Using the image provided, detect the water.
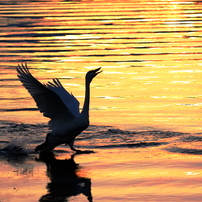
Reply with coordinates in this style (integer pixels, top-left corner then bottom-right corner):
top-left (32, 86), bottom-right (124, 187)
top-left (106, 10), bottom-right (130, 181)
top-left (0, 0), bottom-right (202, 201)
top-left (1, 123), bottom-right (202, 202)
top-left (1, 0), bottom-right (202, 132)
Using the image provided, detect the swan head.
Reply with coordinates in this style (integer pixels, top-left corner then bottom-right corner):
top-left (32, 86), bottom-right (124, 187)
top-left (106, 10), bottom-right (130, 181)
top-left (86, 67), bottom-right (102, 83)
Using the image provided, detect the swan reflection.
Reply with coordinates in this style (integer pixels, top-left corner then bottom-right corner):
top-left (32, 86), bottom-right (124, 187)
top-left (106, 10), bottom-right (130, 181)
top-left (38, 152), bottom-right (93, 202)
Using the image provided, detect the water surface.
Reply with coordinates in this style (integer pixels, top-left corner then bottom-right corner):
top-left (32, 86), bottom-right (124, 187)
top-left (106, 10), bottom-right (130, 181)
top-left (0, 0), bottom-right (202, 132)
top-left (1, 123), bottom-right (202, 202)
top-left (0, 1), bottom-right (202, 201)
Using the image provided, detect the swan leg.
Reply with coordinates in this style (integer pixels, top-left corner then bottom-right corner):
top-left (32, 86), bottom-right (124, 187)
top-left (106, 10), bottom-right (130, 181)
top-left (35, 133), bottom-right (50, 152)
top-left (68, 140), bottom-right (94, 154)
top-left (69, 140), bottom-right (80, 152)
top-left (69, 141), bottom-right (94, 154)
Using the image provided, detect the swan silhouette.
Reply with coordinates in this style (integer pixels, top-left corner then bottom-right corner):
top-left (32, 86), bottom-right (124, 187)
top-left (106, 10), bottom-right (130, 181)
top-left (17, 63), bottom-right (102, 153)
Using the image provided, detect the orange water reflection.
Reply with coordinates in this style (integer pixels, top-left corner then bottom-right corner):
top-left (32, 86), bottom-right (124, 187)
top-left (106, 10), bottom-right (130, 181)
top-left (1, 1), bottom-right (202, 202)
top-left (1, 0), bottom-right (202, 133)
top-left (75, 148), bottom-right (202, 201)
top-left (0, 161), bottom-right (47, 202)
top-left (1, 147), bottom-right (202, 201)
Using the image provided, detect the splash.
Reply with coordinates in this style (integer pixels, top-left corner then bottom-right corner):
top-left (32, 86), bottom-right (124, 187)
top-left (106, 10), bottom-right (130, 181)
top-left (0, 138), bottom-right (30, 155)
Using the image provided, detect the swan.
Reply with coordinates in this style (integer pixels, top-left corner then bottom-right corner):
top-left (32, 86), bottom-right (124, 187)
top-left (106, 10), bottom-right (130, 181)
top-left (16, 63), bottom-right (102, 153)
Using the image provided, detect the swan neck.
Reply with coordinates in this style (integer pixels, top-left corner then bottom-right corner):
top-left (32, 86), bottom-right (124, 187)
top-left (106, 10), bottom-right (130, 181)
top-left (81, 80), bottom-right (90, 116)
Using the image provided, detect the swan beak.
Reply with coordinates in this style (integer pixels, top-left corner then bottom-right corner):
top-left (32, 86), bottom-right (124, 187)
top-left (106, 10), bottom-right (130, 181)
top-left (94, 67), bottom-right (102, 75)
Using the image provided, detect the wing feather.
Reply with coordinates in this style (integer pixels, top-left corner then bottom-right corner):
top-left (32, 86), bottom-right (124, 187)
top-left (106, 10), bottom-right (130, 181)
top-left (46, 78), bottom-right (80, 117)
top-left (16, 63), bottom-right (79, 129)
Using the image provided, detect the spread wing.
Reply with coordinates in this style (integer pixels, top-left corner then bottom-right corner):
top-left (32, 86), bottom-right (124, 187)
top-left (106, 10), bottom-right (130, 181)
top-left (45, 78), bottom-right (80, 117)
top-left (16, 63), bottom-right (80, 130)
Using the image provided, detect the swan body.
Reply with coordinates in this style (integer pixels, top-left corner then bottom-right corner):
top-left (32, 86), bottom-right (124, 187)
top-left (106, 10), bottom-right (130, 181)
top-left (16, 64), bottom-right (102, 153)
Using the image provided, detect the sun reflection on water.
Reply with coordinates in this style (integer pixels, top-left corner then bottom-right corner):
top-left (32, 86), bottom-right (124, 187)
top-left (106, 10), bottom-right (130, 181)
top-left (0, 0), bottom-right (202, 133)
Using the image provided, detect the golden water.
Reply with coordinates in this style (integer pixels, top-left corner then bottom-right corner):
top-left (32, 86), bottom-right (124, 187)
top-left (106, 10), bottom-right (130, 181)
top-left (0, 0), bottom-right (202, 132)
top-left (1, 1), bottom-right (202, 201)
